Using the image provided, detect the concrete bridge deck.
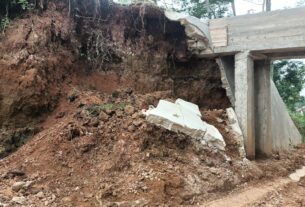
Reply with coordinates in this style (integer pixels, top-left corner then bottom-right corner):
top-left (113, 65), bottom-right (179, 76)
top-left (203, 7), bottom-right (305, 59)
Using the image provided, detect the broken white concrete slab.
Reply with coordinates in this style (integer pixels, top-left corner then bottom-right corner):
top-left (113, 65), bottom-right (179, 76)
top-left (289, 166), bottom-right (305, 182)
top-left (165, 11), bottom-right (213, 56)
top-left (144, 99), bottom-right (226, 151)
top-left (226, 108), bottom-right (246, 158)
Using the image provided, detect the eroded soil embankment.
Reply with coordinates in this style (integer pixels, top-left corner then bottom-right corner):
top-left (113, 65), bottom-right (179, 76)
top-left (0, 1), bottom-right (229, 157)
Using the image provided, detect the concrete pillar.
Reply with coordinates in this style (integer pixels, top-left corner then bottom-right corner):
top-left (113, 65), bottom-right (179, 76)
top-left (255, 60), bottom-right (272, 156)
top-left (235, 51), bottom-right (255, 159)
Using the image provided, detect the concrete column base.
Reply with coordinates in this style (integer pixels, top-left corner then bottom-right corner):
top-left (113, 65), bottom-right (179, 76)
top-left (235, 51), bottom-right (255, 159)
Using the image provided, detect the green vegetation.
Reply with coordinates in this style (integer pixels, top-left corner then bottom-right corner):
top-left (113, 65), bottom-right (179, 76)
top-left (179, 0), bottom-right (234, 19)
top-left (86, 103), bottom-right (127, 116)
top-left (273, 60), bottom-right (305, 140)
top-left (0, 0), bottom-right (29, 31)
top-left (116, 0), bottom-right (234, 19)
top-left (290, 111), bottom-right (305, 141)
top-left (273, 60), bottom-right (305, 111)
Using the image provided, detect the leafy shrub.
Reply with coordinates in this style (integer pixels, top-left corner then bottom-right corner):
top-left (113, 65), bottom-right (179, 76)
top-left (0, 0), bottom-right (29, 31)
top-left (0, 16), bottom-right (10, 31)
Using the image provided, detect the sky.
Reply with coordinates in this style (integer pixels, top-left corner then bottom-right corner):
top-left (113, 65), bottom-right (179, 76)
top-left (236, 0), bottom-right (302, 15)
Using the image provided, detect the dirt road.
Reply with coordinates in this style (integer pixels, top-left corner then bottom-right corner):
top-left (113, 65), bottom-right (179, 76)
top-left (204, 167), bottom-right (305, 207)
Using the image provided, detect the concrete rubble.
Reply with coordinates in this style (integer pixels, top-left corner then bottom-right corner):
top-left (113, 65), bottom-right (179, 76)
top-left (143, 99), bottom-right (226, 151)
top-left (226, 107), bottom-right (246, 158)
top-left (165, 11), bottom-right (213, 56)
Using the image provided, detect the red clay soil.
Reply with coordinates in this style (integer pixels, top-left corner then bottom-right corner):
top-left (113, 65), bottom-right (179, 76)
top-left (0, 89), bottom-right (305, 206)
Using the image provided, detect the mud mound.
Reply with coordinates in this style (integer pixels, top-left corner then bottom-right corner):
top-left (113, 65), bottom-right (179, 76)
top-left (0, 89), bottom-right (304, 206)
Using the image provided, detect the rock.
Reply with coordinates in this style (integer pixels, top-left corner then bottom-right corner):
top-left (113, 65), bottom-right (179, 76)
top-left (67, 126), bottom-right (81, 140)
top-left (116, 110), bottom-right (124, 118)
top-left (56, 112), bottom-right (66, 119)
top-left (0, 202), bottom-right (8, 207)
top-left (12, 196), bottom-right (26, 205)
top-left (36, 191), bottom-right (44, 199)
top-left (133, 119), bottom-right (143, 127)
top-left (89, 118), bottom-right (99, 127)
top-left (99, 111), bottom-right (109, 121)
top-left (128, 125), bottom-right (136, 132)
top-left (62, 196), bottom-right (72, 203)
top-left (24, 180), bottom-right (34, 188)
top-left (12, 181), bottom-right (26, 192)
top-left (132, 112), bottom-right (140, 119)
top-left (51, 194), bottom-right (56, 201)
top-left (105, 109), bottom-right (115, 116)
top-left (124, 105), bottom-right (135, 115)
top-left (3, 170), bottom-right (25, 179)
top-left (216, 117), bottom-right (224, 123)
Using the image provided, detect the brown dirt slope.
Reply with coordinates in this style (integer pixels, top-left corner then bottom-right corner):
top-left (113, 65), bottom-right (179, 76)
top-left (0, 0), bottom-right (229, 158)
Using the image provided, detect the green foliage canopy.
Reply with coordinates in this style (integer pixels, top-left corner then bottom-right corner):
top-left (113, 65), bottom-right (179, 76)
top-left (178, 0), bottom-right (233, 19)
top-left (0, 0), bottom-right (29, 31)
top-left (273, 60), bottom-right (305, 111)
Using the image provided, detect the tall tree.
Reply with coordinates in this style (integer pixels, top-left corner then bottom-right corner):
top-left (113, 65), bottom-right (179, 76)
top-left (266, 0), bottom-right (271, 11)
top-left (231, 0), bottom-right (236, 16)
top-left (179, 0), bottom-right (234, 19)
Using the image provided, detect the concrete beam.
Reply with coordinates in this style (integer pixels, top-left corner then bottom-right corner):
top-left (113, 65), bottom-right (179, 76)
top-left (202, 7), bottom-right (305, 57)
top-left (255, 60), bottom-right (272, 156)
top-left (235, 51), bottom-right (255, 159)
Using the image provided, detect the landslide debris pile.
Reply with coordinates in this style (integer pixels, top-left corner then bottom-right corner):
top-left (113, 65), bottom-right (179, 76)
top-left (0, 1), bottom-right (305, 206)
top-left (0, 0), bottom-right (229, 158)
top-left (1, 89), bottom-right (304, 206)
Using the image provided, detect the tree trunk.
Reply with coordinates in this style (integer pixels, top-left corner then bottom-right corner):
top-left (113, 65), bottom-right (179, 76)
top-left (231, 0), bottom-right (236, 16)
top-left (266, 0), bottom-right (271, 11)
top-left (206, 0), bottom-right (211, 18)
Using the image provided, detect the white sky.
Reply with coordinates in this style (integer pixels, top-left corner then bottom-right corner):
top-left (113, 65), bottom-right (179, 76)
top-left (236, 0), bottom-right (301, 15)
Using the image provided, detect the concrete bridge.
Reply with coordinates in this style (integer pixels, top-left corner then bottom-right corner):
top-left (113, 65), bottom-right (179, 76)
top-left (166, 7), bottom-right (305, 158)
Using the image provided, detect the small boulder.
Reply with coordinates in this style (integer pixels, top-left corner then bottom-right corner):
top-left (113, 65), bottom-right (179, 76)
top-left (12, 196), bottom-right (26, 205)
top-left (12, 181), bottom-right (26, 192)
top-left (124, 105), bottom-right (135, 115)
top-left (36, 191), bottom-right (44, 199)
top-left (105, 108), bottom-right (115, 116)
top-left (116, 110), bottom-right (124, 118)
top-left (128, 125), bottom-right (136, 132)
top-left (99, 111), bottom-right (109, 121)
top-left (133, 119), bottom-right (143, 127)
top-left (89, 118), bottom-right (99, 127)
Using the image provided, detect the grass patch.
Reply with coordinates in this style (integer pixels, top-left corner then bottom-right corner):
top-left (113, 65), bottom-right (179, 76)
top-left (85, 103), bottom-right (127, 116)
